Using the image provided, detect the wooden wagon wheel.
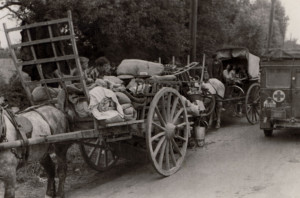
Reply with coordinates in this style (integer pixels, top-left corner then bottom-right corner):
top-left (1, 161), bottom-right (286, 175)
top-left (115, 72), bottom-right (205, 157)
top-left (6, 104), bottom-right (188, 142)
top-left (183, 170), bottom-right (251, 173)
top-left (79, 138), bottom-right (118, 172)
top-left (146, 87), bottom-right (190, 176)
top-left (200, 92), bottom-right (216, 117)
top-left (245, 83), bottom-right (260, 124)
top-left (224, 85), bottom-right (245, 114)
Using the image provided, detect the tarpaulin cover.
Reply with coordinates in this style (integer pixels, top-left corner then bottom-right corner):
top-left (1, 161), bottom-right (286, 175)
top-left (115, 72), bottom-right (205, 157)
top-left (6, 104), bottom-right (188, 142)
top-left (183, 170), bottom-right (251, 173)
top-left (248, 53), bottom-right (260, 79)
top-left (117, 59), bottom-right (164, 77)
top-left (216, 48), bottom-right (260, 79)
top-left (216, 48), bottom-right (249, 60)
top-left (261, 49), bottom-right (300, 60)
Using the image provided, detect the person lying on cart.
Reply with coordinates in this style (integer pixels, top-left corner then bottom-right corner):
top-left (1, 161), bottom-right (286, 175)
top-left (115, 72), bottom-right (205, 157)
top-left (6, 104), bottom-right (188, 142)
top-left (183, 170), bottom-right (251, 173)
top-left (201, 70), bottom-right (225, 129)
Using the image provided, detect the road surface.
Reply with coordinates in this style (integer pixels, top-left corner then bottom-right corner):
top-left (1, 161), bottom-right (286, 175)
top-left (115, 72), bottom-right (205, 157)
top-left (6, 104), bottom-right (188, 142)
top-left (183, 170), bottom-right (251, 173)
top-left (65, 116), bottom-right (300, 198)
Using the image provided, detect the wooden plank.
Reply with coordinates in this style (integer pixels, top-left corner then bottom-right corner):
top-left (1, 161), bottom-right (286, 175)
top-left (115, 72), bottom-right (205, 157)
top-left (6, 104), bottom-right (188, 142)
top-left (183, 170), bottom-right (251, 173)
top-left (48, 25), bottom-right (68, 91)
top-left (25, 28), bottom-right (52, 100)
top-left (17, 54), bottom-right (76, 66)
top-left (24, 76), bottom-right (81, 86)
top-left (0, 129), bottom-right (98, 151)
top-left (68, 10), bottom-right (90, 100)
top-left (11, 35), bottom-right (74, 48)
top-left (36, 64), bottom-right (52, 100)
top-left (5, 18), bottom-right (69, 32)
top-left (2, 23), bottom-right (34, 105)
top-left (103, 120), bottom-right (145, 128)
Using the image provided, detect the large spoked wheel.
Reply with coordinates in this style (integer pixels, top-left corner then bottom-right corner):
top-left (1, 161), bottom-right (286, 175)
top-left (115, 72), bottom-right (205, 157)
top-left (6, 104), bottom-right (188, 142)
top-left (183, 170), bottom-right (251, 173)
top-left (226, 85), bottom-right (245, 113)
top-left (146, 87), bottom-right (190, 176)
top-left (245, 83), bottom-right (260, 124)
top-left (200, 92), bottom-right (216, 117)
top-left (79, 138), bottom-right (118, 172)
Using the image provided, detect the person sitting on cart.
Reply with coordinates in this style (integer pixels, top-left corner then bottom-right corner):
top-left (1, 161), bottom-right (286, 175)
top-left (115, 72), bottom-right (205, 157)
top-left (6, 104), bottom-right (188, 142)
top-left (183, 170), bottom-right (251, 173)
top-left (223, 64), bottom-right (234, 84)
top-left (201, 70), bottom-right (225, 129)
top-left (235, 65), bottom-right (248, 84)
top-left (86, 56), bottom-right (111, 82)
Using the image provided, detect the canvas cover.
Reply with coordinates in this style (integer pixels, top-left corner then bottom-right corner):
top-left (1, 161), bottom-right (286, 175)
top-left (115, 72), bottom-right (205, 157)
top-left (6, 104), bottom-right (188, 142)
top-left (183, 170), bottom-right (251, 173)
top-left (216, 48), bottom-right (260, 79)
top-left (117, 59), bottom-right (164, 77)
top-left (261, 49), bottom-right (300, 60)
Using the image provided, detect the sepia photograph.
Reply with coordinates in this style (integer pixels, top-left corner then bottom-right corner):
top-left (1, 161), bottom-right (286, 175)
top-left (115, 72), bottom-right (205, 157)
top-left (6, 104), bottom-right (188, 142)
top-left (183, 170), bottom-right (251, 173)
top-left (0, 0), bottom-right (299, 197)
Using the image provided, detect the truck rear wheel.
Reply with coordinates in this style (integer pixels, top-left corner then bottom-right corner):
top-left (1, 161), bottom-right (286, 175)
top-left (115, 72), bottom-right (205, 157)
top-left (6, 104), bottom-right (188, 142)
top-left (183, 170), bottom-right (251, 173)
top-left (264, 129), bottom-right (273, 137)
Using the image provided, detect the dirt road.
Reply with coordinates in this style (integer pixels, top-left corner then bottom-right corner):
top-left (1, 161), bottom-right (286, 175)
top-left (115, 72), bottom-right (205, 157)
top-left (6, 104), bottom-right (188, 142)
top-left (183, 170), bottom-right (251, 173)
top-left (65, 116), bottom-right (300, 198)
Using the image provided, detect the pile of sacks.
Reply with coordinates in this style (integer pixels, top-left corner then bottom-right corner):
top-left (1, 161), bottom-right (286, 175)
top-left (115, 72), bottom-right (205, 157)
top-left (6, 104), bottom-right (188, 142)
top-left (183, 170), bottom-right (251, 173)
top-left (89, 78), bottom-right (137, 124)
top-left (30, 59), bottom-right (205, 124)
top-left (31, 75), bottom-right (137, 124)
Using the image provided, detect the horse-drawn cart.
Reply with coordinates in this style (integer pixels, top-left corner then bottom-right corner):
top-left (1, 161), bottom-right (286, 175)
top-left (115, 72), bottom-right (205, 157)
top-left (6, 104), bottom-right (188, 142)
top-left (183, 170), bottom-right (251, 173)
top-left (211, 48), bottom-right (261, 124)
top-left (1, 11), bottom-right (214, 179)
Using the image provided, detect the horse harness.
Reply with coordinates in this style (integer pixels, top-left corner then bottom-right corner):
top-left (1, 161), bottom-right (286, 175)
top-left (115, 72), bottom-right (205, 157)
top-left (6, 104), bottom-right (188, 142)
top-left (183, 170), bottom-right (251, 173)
top-left (0, 105), bottom-right (55, 161)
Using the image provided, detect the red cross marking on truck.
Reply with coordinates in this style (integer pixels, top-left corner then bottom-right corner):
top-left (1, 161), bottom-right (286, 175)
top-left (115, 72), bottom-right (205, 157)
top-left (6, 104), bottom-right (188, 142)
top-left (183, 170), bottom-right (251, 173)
top-left (273, 91), bottom-right (285, 102)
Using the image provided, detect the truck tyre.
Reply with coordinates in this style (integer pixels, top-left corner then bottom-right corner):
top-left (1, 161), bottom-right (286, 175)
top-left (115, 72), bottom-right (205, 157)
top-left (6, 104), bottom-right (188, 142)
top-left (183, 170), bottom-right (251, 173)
top-left (264, 129), bottom-right (273, 137)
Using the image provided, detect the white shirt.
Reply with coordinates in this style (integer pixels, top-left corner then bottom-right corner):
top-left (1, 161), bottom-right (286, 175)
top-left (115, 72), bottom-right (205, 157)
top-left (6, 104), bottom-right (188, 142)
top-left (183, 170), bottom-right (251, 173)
top-left (202, 78), bottom-right (225, 98)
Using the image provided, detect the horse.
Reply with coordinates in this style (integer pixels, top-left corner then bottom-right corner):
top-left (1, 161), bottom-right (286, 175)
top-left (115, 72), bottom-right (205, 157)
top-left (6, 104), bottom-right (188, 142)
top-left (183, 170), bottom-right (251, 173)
top-left (0, 104), bottom-right (71, 198)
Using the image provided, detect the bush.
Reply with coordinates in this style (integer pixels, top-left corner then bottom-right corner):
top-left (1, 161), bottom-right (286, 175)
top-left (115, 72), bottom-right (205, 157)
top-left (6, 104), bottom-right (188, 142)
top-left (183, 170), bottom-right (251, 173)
top-left (0, 72), bottom-right (31, 110)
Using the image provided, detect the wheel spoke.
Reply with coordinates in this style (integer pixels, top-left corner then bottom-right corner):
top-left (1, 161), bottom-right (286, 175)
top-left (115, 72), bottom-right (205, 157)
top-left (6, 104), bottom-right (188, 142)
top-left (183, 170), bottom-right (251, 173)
top-left (158, 140), bottom-right (167, 168)
top-left (173, 108), bottom-right (184, 123)
top-left (152, 121), bottom-right (167, 132)
top-left (167, 93), bottom-right (172, 121)
top-left (165, 140), bottom-right (170, 170)
top-left (155, 107), bottom-right (166, 126)
top-left (151, 132), bottom-right (165, 142)
top-left (176, 122), bottom-right (187, 130)
top-left (153, 136), bottom-right (166, 158)
top-left (88, 139), bottom-right (100, 158)
top-left (170, 97), bottom-right (179, 121)
top-left (174, 135), bottom-right (187, 142)
top-left (171, 138), bottom-right (182, 157)
top-left (95, 148), bottom-right (102, 166)
top-left (247, 105), bottom-right (252, 114)
top-left (170, 141), bottom-right (177, 166)
top-left (160, 94), bottom-right (168, 121)
top-left (105, 150), bottom-right (108, 167)
top-left (254, 106), bottom-right (260, 116)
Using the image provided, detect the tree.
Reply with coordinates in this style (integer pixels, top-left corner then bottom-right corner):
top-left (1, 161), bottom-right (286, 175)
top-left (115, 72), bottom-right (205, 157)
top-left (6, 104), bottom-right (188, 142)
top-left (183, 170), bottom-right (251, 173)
top-left (0, 0), bottom-right (289, 62)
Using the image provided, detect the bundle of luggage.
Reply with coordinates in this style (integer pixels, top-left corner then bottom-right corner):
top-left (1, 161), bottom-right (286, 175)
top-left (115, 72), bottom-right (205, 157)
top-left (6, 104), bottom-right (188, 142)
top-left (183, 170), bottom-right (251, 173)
top-left (31, 59), bottom-right (205, 124)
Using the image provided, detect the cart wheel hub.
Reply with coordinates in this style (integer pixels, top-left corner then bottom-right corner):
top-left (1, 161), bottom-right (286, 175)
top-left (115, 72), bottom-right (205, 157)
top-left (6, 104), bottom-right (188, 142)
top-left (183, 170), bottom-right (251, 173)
top-left (165, 123), bottom-right (176, 140)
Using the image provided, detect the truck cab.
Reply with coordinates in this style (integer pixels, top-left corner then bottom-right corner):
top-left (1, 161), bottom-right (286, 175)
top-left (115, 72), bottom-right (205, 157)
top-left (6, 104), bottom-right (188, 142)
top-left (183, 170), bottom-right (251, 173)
top-left (260, 49), bottom-right (300, 136)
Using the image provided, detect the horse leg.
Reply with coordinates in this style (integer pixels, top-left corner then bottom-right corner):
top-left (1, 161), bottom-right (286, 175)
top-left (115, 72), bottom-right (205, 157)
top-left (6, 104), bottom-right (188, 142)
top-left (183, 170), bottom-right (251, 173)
top-left (208, 109), bottom-right (214, 129)
top-left (215, 101), bottom-right (222, 129)
top-left (40, 154), bottom-right (56, 198)
top-left (54, 144), bottom-right (71, 198)
top-left (3, 167), bottom-right (16, 198)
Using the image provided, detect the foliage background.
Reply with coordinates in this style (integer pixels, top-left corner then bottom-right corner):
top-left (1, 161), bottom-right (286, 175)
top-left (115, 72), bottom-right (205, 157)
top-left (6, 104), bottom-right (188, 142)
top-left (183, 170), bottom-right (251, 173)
top-left (0, 0), bottom-right (289, 108)
top-left (1, 0), bottom-right (289, 63)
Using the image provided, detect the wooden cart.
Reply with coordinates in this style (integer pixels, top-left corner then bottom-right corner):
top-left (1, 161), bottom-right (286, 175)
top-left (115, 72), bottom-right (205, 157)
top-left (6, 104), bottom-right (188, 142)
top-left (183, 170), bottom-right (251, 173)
top-left (211, 48), bottom-right (261, 124)
top-left (1, 11), bottom-right (214, 176)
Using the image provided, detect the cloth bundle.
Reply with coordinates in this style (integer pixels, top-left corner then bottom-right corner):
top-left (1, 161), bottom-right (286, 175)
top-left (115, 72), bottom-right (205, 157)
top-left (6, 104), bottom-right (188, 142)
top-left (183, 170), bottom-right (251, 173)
top-left (117, 59), bottom-right (164, 77)
top-left (182, 96), bottom-right (206, 116)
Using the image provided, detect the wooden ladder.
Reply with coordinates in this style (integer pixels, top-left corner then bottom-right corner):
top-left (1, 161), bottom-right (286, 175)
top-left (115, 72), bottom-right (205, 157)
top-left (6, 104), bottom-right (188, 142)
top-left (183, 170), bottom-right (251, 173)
top-left (3, 11), bottom-right (89, 105)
